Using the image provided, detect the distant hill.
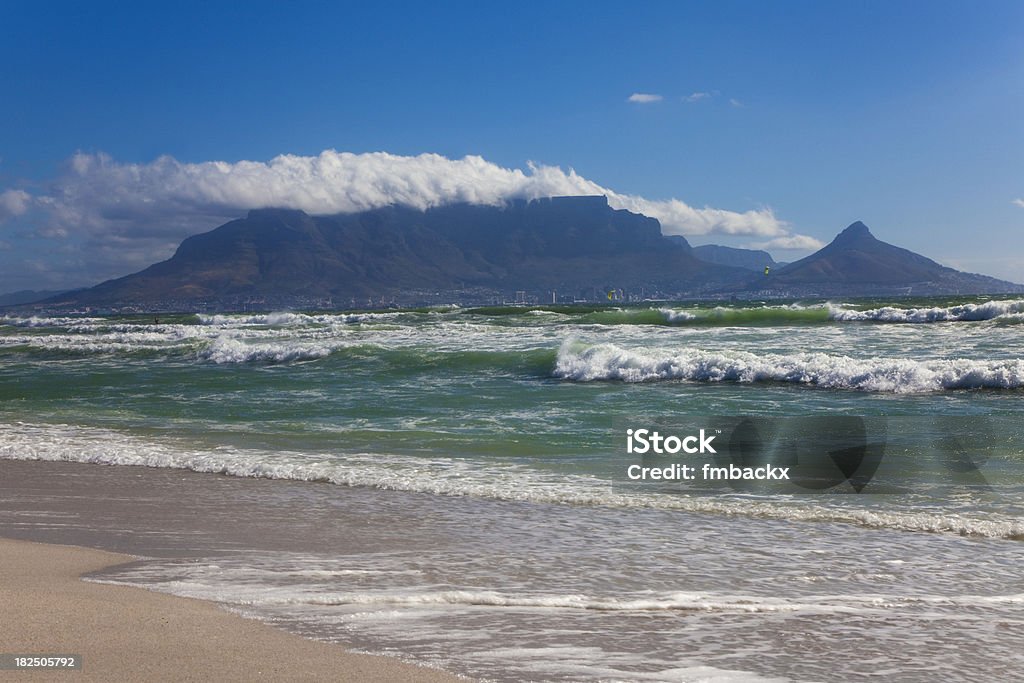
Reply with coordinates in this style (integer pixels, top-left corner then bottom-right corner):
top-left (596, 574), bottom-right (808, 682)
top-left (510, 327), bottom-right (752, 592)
top-left (0, 289), bottom-right (72, 306)
top-left (691, 244), bottom-right (778, 272)
top-left (765, 221), bottom-right (1023, 295)
top-left (42, 197), bottom-right (745, 307)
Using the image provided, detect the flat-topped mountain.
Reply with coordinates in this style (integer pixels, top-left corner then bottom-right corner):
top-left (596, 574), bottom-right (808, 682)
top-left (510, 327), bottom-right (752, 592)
top-left (764, 221), bottom-right (1022, 295)
top-left (27, 210), bottom-right (1023, 310)
top-left (47, 197), bottom-right (740, 306)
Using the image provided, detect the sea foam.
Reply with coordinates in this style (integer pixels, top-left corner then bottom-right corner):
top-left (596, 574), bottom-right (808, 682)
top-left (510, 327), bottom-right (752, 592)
top-left (828, 299), bottom-right (1024, 323)
top-left (3, 422), bottom-right (1022, 540)
top-left (553, 340), bottom-right (1024, 392)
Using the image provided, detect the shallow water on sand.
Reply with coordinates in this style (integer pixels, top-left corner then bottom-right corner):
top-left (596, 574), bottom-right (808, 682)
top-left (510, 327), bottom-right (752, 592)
top-left (3, 459), bottom-right (1023, 682)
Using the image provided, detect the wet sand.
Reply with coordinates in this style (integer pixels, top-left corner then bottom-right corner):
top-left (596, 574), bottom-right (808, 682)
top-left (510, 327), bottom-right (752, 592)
top-left (1, 534), bottom-right (464, 681)
top-left (0, 462), bottom-right (468, 683)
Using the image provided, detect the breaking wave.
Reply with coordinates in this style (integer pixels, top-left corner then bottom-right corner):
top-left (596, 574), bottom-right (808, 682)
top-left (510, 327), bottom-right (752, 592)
top-left (0, 314), bottom-right (108, 328)
top-left (467, 300), bottom-right (1024, 327)
top-left (197, 336), bottom-right (339, 363)
top-left (553, 340), bottom-right (1024, 392)
top-left (196, 311), bottom-right (398, 326)
top-left (830, 299), bottom-right (1024, 323)
top-left (577, 305), bottom-right (831, 326)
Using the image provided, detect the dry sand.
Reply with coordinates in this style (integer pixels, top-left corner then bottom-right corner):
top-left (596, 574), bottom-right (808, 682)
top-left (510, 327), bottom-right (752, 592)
top-left (0, 537), bottom-right (464, 682)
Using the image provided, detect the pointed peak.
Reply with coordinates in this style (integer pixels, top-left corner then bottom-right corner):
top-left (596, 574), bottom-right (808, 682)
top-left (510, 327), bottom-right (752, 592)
top-left (829, 220), bottom-right (876, 247)
top-left (839, 221), bottom-right (872, 237)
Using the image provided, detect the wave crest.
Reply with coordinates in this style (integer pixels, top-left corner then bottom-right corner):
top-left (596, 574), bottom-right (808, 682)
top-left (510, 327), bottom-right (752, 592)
top-left (3, 422), bottom-right (1023, 540)
top-left (198, 336), bottom-right (338, 363)
top-left (829, 299), bottom-right (1024, 323)
top-left (196, 311), bottom-right (394, 327)
top-left (553, 340), bottom-right (1024, 392)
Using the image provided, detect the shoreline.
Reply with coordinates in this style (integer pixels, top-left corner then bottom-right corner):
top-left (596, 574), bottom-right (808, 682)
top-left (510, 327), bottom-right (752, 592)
top-left (4, 449), bottom-right (1024, 681)
top-left (0, 537), bottom-right (464, 681)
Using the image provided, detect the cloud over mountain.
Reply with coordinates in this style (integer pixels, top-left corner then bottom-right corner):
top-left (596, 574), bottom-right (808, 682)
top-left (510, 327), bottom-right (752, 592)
top-left (749, 234), bottom-right (826, 251)
top-left (0, 150), bottom-right (818, 289)
top-left (9, 150), bottom-right (801, 238)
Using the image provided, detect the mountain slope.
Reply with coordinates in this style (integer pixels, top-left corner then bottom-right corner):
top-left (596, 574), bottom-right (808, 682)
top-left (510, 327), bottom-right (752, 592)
top-left (691, 244), bottom-right (778, 271)
top-left (765, 221), bottom-right (1022, 294)
top-left (0, 289), bottom-right (73, 306)
top-left (51, 197), bottom-right (741, 306)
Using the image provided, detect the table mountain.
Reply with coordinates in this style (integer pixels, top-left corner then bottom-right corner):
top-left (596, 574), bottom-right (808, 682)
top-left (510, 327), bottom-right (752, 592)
top-left (48, 197), bottom-right (741, 306)
top-left (32, 211), bottom-right (1023, 309)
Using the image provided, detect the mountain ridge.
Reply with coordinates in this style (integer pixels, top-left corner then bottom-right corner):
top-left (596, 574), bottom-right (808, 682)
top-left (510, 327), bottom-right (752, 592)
top-left (22, 207), bottom-right (1024, 310)
top-left (46, 197), bottom-right (742, 307)
top-left (690, 244), bottom-right (780, 271)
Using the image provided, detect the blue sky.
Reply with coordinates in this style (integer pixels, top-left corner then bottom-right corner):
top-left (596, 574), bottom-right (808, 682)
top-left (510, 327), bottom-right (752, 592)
top-left (1, 1), bottom-right (1023, 291)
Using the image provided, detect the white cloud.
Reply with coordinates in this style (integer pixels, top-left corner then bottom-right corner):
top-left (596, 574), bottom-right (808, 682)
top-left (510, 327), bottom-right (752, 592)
top-left (1012, 198), bottom-right (1024, 208)
top-left (24, 150), bottom-right (792, 239)
top-left (0, 150), bottom-right (817, 287)
top-left (0, 189), bottom-right (32, 220)
top-left (627, 93), bottom-right (662, 103)
top-left (729, 98), bottom-right (744, 108)
top-left (683, 92), bottom-right (711, 103)
top-left (748, 234), bottom-right (825, 251)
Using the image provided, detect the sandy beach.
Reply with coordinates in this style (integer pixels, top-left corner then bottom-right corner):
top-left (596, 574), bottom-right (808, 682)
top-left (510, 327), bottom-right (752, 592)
top-left (0, 537), bottom-right (463, 682)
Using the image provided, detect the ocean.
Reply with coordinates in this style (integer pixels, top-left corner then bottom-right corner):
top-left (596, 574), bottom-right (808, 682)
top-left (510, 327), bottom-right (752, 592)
top-left (2, 297), bottom-right (1024, 681)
